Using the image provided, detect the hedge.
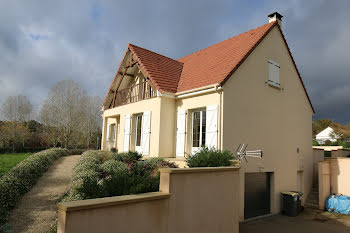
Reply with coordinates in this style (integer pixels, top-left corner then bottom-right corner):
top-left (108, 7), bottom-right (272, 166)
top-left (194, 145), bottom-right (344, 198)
top-left (0, 148), bottom-right (69, 228)
top-left (63, 151), bottom-right (178, 202)
top-left (186, 147), bottom-right (235, 167)
top-left (0, 147), bottom-right (47, 154)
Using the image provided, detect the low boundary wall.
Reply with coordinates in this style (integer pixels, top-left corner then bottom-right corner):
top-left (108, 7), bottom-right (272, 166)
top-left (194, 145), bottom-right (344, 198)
top-left (57, 167), bottom-right (240, 233)
top-left (318, 158), bottom-right (350, 209)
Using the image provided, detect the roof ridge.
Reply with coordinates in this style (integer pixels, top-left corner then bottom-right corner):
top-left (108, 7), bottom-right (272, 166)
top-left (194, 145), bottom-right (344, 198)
top-left (128, 43), bottom-right (183, 65)
top-left (177, 21), bottom-right (276, 61)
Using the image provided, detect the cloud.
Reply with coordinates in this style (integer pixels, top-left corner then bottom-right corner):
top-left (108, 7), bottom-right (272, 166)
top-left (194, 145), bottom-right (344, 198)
top-left (0, 0), bottom-right (349, 123)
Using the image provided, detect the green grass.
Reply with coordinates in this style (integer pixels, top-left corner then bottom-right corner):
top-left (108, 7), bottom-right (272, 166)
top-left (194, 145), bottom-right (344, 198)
top-left (0, 153), bottom-right (33, 177)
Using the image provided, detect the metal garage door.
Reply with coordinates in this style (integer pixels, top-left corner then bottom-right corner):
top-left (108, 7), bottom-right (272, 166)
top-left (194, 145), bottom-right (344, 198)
top-left (244, 172), bottom-right (271, 219)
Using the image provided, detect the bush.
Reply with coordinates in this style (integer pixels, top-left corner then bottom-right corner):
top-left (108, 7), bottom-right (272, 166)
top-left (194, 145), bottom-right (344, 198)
top-left (64, 151), bottom-right (178, 202)
top-left (68, 149), bottom-right (85, 155)
top-left (312, 140), bottom-right (320, 146)
top-left (0, 148), bottom-right (69, 228)
top-left (186, 147), bottom-right (234, 167)
top-left (113, 151), bottom-right (142, 163)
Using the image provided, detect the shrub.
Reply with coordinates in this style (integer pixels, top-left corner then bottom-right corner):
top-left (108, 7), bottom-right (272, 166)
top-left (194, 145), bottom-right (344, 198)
top-left (186, 147), bottom-right (234, 167)
top-left (68, 149), bottom-right (85, 155)
top-left (0, 148), bottom-right (69, 228)
top-left (64, 151), bottom-right (178, 202)
top-left (312, 140), bottom-right (320, 146)
top-left (113, 151), bottom-right (142, 163)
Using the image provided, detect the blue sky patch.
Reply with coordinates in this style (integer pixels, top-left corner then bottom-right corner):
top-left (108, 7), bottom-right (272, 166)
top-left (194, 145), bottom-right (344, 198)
top-left (29, 34), bottom-right (49, 41)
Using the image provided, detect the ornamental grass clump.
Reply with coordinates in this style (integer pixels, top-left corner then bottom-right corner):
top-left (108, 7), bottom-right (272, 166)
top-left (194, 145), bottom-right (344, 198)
top-left (0, 148), bottom-right (69, 228)
top-left (64, 150), bottom-right (178, 202)
top-left (186, 147), bottom-right (234, 167)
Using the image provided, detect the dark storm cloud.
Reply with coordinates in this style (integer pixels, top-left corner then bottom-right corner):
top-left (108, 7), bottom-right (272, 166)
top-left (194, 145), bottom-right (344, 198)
top-left (0, 0), bottom-right (349, 123)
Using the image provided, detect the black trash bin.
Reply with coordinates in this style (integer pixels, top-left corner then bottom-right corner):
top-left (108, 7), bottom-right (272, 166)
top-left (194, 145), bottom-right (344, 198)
top-left (281, 191), bottom-right (303, 217)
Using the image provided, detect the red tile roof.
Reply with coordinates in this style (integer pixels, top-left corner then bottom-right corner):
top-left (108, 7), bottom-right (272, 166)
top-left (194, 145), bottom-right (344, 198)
top-left (128, 44), bottom-right (183, 93)
top-left (103, 21), bottom-right (314, 112)
top-left (177, 22), bottom-right (276, 92)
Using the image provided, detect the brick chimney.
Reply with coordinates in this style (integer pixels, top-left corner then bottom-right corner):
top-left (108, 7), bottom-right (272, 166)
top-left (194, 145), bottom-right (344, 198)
top-left (268, 12), bottom-right (283, 28)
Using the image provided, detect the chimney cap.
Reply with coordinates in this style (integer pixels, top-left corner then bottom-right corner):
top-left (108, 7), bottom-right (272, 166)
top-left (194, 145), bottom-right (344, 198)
top-left (268, 12), bottom-right (283, 20)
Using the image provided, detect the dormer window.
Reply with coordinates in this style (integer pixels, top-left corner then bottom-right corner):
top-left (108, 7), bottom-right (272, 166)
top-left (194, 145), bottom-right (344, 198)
top-left (268, 60), bottom-right (280, 88)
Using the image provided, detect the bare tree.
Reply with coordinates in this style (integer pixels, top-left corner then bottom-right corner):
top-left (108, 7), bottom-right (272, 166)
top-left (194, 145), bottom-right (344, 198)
top-left (80, 96), bottom-right (102, 148)
top-left (1, 95), bottom-right (33, 122)
top-left (40, 80), bottom-right (101, 148)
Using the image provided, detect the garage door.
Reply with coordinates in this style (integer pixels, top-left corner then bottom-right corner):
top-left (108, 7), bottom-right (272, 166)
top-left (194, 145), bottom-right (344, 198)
top-left (244, 172), bottom-right (271, 219)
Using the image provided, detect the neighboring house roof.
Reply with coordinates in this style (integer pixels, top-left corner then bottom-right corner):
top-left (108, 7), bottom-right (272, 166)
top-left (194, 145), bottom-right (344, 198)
top-left (316, 127), bottom-right (339, 140)
top-left (103, 21), bottom-right (314, 113)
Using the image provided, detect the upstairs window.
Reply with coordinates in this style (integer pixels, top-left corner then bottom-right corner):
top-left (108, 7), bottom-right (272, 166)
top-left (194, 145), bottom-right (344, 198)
top-left (268, 60), bottom-right (280, 88)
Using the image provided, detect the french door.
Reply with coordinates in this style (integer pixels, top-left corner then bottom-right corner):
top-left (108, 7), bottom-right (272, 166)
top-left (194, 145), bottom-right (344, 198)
top-left (191, 110), bottom-right (206, 154)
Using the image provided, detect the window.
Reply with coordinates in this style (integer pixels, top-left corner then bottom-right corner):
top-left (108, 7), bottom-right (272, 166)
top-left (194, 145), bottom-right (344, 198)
top-left (109, 124), bottom-right (116, 140)
top-left (192, 110), bottom-right (206, 148)
top-left (268, 60), bottom-right (280, 88)
top-left (135, 115), bottom-right (142, 147)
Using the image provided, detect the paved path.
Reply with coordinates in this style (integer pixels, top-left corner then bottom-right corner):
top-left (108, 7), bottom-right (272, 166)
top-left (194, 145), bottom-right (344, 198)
top-left (7, 155), bottom-right (81, 233)
top-left (240, 208), bottom-right (350, 233)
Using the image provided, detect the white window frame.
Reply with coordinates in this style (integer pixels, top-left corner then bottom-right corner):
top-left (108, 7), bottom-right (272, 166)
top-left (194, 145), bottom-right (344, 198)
top-left (191, 109), bottom-right (206, 155)
top-left (109, 124), bottom-right (116, 141)
top-left (134, 114), bottom-right (143, 154)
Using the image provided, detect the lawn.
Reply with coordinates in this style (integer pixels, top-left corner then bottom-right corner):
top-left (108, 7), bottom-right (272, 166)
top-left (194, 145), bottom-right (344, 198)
top-left (0, 153), bottom-right (32, 176)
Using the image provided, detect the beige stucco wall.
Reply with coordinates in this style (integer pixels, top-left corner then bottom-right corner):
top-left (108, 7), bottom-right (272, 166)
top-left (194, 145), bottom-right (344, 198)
top-left (57, 167), bottom-right (240, 233)
top-left (102, 90), bottom-right (223, 157)
top-left (102, 97), bottom-right (162, 157)
top-left (313, 149), bottom-right (324, 185)
top-left (175, 91), bottom-right (222, 156)
top-left (222, 26), bottom-right (314, 220)
top-left (318, 158), bottom-right (350, 209)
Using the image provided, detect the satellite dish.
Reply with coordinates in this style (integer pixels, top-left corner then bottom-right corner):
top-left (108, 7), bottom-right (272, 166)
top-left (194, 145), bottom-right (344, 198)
top-left (236, 144), bottom-right (263, 163)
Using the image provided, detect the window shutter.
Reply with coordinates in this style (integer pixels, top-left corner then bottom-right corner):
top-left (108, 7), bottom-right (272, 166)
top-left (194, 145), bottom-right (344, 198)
top-left (176, 110), bottom-right (186, 157)
top-left (123, 114), bottom-right (131, 152)
top-left (268, 60), bottom-right (280, 86)
top-left (141, 111), bottom-right (151, 156)
top-left (205, 105), bottom-right (218, 149)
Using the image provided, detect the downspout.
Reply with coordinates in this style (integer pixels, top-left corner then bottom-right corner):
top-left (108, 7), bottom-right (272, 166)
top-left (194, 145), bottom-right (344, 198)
top-left (216, 85), bottom-right (224, 150)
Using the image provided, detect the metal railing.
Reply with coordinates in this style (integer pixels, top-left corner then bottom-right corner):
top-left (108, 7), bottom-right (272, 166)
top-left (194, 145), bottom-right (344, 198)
top-left (112, 82), bottom-right (157, 108)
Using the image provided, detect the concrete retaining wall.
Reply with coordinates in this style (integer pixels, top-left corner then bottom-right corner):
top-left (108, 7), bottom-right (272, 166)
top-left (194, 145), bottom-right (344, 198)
top-left (57, 167), bottom-right (240, 233)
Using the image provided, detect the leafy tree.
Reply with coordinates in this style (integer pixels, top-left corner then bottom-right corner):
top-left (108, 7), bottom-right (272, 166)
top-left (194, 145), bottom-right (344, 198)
top-left (312, 119), bottom-right (332, 137)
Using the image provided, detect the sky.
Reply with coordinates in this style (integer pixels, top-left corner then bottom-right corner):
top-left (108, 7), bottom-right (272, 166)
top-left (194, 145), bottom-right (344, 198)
top-left (0, 0), bottom-right (350, 123)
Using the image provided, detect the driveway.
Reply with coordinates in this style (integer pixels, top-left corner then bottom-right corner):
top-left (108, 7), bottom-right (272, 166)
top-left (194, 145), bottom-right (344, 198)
top-left (7, 154), bottom-right (81, 233)
top-left (240, 208), bottom-right (350, 233)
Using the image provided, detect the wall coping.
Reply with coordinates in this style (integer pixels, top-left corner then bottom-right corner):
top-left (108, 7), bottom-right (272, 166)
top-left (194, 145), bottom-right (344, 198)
top-left (159, 166), bottom-right (240, 174)
top-left (325, 157), bottom-right (350, 160)
top-left (57, 192), bottom-right (170, 212)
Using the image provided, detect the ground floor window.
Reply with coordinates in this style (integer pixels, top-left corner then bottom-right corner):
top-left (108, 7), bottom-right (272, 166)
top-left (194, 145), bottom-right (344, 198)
top-left (135, 114), bottom-right (142, 147)
top-left (109, 124), bottom-right (116, 141)
top-left (192, 110), bottom-right (206, 152)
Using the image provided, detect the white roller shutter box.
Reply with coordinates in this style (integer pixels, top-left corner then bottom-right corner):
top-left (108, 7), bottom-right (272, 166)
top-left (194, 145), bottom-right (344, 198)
top-left (141, 111), bottom-right (151, 156)
top-left (268, 60), bottom-right (280, 87)
top-left (123, 114), bottom-right (131, 152)
top-left (205, 105), bottom-right (218, 149)
top-left (176, 110), bottom-right (186, 157)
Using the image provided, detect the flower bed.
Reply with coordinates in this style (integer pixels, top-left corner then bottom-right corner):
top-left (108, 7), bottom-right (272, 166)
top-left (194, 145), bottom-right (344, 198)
top-left (63, 150), bottom-right (178, 201)
top-left (0, 148), bottom-right (69, 228)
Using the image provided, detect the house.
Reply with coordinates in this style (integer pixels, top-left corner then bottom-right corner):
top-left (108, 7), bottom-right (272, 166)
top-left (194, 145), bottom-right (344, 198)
top-left (315, 126), bottom-right (339, 144)
top-left (101, 12), bottom-right (314, 221)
